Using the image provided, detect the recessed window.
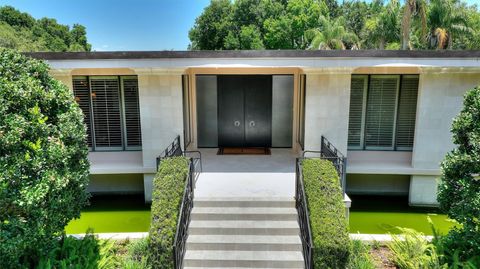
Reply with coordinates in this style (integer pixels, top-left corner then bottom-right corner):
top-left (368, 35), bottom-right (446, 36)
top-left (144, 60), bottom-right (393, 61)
top-left (348, 75), bottom-right (419, 151)
top-left (72, 76), bottom-right (142, 151)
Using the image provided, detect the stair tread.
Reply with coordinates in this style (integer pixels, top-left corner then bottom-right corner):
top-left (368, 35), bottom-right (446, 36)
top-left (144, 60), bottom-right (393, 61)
top-left (195, 197), bottom-right (294, 202)
top-left (192, 207), bottom-right (297, 214)
top-left (184, 250), bottom-right (304, 261)
top-left (189, 220), bottom-right (300, 229)
top-left (187, 234), bottom-right (302, 244)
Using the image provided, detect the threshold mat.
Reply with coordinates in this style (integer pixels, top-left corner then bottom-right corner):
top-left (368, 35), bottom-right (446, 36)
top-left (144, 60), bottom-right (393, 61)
top-left (217, 147), bottom-right (271, 155)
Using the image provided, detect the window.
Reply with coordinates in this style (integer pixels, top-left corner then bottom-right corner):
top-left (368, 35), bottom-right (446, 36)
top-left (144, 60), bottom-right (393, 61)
top-left (298, 74), bottom-right (306, 149)
top-left (347, 75), bottom-right (419, 151)
top-left (182, 74), bottom-right (192, 149)
top-left (72, 76), bottom-right (142, 151)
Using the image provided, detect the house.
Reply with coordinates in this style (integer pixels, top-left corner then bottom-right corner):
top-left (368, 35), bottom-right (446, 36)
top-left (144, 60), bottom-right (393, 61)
top-left (30, 50), bottom-right (480, 207)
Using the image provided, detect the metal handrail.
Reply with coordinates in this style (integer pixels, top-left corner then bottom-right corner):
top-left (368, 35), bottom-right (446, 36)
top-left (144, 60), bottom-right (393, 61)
top-left (173, 158), bottom-right (195, 269)
top-left (295, 158), bottom-right (314, 269)
top-left (155, 135), bottom-right (201, 268)
top-left (302, 136), bottom-right (347, 197)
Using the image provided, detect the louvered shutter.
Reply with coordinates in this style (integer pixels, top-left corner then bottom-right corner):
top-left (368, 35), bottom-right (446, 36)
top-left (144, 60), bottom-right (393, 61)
top-left (90, 78), bottom-right (123, 149)
top-left (365, 76), bottom-right (399, 150)
top-left (348, 76), bottom-right (367, 149)
top-left (122, 77), bottom-right (142, 149)
top-left (396, 75), bottom-right (418, 150)
top-left (72, 77), bottom-right (93, 147)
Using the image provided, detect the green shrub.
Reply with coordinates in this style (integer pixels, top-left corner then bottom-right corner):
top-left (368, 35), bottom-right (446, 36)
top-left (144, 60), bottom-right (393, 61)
top-left (388, 227), bottom-right (442, 269)
top-left (348, 240), bottom-right (376, 269)
top-left (302, 158), bottom-right (350, 268)
top-left (0, 49), bottom-right (90, 268)
top-left (438, 86), bottom-right (480, 265)
top-left (122, 237), bottom-right (151, 269)
top-left (36, 230), bottom-right (119, 269)
top-left (148, 157), bottom-right (190, 269)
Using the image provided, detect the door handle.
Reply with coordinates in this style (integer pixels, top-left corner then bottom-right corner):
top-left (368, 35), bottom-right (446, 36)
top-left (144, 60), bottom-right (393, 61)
top-left (234, 120), bottom-right (241, 127)
top-left (249, 121), bottom-right (255, 127)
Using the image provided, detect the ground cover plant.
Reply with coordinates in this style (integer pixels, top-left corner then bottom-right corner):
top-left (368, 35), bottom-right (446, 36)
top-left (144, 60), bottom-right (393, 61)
top-left (0, 48), bottom-right (90, 268)
top-left (302, 158), bottom-right (350, 268)
top-left (148, 156), bottom-right (190, 268)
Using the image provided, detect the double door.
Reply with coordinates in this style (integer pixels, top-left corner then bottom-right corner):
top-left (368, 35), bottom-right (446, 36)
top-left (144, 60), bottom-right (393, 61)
top-left (218, 75), bottom-right (272, 147)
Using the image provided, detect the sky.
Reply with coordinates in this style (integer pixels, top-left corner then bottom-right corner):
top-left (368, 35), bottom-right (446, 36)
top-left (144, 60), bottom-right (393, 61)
top-left (1, 0), bottom-right (478, 51)
top-left (0, 0), bottom-right (211, 51)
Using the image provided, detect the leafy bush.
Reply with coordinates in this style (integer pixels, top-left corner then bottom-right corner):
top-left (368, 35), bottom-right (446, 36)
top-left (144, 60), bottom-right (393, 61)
top-left (348, 240), bottom-right (376, 269)
top-left (148, 157), bottom-right (190, 269)
top-left (388, 227), bottom-right (441, 269)
top-left (122, 237), bottom-right (151, 269)
top-left (302, 158), bottom-right (350, 268)
top-left (438, 86), bottom-right (480, 264)
top-left (36, 230), bottom-right (118, 269)
top-left (0, 49), bottom-right (90, 268)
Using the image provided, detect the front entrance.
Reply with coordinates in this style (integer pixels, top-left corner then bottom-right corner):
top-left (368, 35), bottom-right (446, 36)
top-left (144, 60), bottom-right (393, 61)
top-left (195, 74), bottom-right (293, 149)
top-left (218, 75), bottom-right (272, 148)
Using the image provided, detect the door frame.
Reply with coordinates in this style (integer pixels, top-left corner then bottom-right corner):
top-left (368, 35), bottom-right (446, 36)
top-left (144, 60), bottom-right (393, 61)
top-left (185, 67), bottom-right (303, 151)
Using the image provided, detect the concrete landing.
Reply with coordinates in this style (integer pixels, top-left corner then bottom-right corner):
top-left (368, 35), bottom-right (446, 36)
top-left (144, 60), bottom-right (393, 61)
top-left (195, 172), bottom-right (295, 198)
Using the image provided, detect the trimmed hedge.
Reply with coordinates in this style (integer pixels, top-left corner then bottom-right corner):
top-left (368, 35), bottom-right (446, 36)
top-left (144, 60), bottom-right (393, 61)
top-left (148, 156), bottom-right (190, 269)
top-left (302, 158), bottom-right (350, 269)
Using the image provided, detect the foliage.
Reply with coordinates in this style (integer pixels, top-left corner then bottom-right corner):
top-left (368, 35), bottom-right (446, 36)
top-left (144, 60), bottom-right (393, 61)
top-left (189, 0), bottom-right (480, 50)
top-left (437, 86), bottom-right (480, 266)
top-left (0, 5), bottom-right (91, 52)
top-left (302, 158), bottom-right (350, 268)
top-left (306, 16), bottom-right (358, 50)
top-left (0, 49), bottom-right (90, 268)
top-left (148, 157), bottom-right (190, 269)
top-left (121, 237), bottom-right (151, 269)
top-left (36, 231), bottom-right (119, 269)
top-left (348, 240), bottom-right (376, 269)
top-left (388, 227), bottom-right (442, 269)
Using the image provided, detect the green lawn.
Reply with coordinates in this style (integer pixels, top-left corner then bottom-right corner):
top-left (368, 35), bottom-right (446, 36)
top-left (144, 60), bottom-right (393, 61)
top-left (65, 194), bottom-right (456, 235)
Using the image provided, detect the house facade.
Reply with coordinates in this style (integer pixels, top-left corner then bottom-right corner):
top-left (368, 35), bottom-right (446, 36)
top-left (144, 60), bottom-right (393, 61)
top-left (30, 50), bottom-right (480, 207)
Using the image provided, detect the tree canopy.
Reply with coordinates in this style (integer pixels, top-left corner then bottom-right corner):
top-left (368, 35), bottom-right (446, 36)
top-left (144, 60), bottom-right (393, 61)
top-left (0, 6), bottom-right (91, 52)
top-left (0, 49), bottom-right (90, 267)
top-left (189, 0), bottom-right (480, 50)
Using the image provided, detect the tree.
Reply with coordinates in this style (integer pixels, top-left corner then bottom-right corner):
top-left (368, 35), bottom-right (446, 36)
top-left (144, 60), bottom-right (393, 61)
top-left (0, 5), bottom-right (91, 52)
top-left (401, 0), bottom-right (427, 50)
top-left (188, 0), bottom-right (232, 50)
top-left (427, 0), bottom-right (471, 49)
top-left (307, 16), bottom-right (359, 50)
top-left (363, 0), bottom-right (400, 49)
top-left (0, 49), bottom-right (90, 268)
top-left (437, 86), bottom-right (480, 264)
top-left (225, 25), bottom-right (264, 49)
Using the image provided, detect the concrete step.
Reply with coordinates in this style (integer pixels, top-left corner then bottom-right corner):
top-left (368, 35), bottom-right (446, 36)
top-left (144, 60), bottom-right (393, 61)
top-left (183, 250), bottom-right (304, 268)
top-left (194, 197), bottom-right (295, 208)
top-left (191, 207), bottom-right (298, 221)
top-left (189, 220), bottom-right (300, 236)
top-left (186, 234), bottom-right (302, 251)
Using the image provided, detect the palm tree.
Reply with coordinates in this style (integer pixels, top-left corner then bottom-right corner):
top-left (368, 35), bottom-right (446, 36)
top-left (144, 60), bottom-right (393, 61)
top-left (427, 0), bottom-right (471, 49)
top-left (401, 0), bottom-right (427, 50)
top-left (364, 0), bottom-right (401, 49)
top-left (306, 16), bottom-right (359, 50)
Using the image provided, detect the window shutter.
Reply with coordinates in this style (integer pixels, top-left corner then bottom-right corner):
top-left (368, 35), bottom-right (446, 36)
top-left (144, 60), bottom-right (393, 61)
top-left (72, 77), bottom-right (93, 147)
top-left (122, 78), bottom-right (142, 148)
top-left (90, 78), bottom-right (123, 149)
top-left (396, 75), bottom-right (418, 150)
top-left (365, 76), bottom-right (399, 150)
top-left (348, 76), bottom-right (367, 149)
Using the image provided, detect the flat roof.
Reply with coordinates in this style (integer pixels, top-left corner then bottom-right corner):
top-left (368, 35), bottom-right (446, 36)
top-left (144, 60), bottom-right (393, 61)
top-left (26, 50), bottom-right (480, 60)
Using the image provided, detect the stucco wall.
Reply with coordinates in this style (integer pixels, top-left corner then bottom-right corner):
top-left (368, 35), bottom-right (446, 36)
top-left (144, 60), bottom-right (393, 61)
top-left (304, 73), bottom-right (351, 154)
top-left (409, 72), bottom-right (480, 205)
top-left (87, 174), bottom-right (144, 194)
top-left (137, 72), bottom-right (184, 201)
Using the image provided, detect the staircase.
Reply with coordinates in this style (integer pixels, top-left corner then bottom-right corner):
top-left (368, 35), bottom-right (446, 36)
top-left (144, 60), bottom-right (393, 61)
top-left (184, 197), bottom-right (304, 268)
